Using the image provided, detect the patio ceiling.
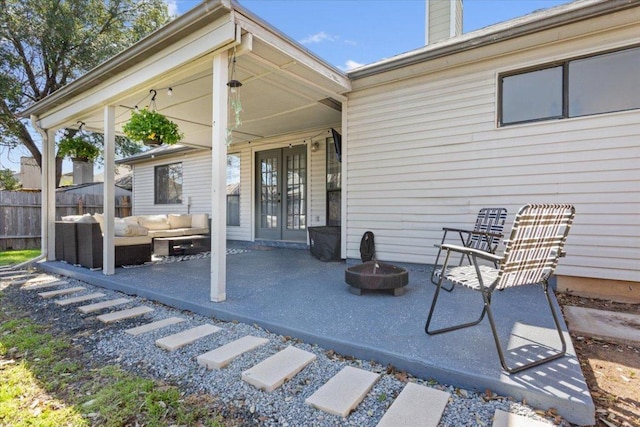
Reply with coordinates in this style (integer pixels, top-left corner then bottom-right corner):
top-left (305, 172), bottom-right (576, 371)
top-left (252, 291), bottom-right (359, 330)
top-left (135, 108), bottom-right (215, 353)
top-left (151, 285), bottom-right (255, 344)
top-left (26, 1), bottom-right (349, 149)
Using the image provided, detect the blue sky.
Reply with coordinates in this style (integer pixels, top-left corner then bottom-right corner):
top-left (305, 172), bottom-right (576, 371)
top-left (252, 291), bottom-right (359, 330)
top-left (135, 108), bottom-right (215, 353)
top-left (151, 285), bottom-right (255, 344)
top-left (3, 0), bottom-right (572, 173)
top-left (172, 0), bottom-right (572, 71)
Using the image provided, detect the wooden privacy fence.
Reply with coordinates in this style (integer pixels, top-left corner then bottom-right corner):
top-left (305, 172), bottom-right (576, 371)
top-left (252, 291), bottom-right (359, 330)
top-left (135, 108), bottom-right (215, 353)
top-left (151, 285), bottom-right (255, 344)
top-left (0, 191), bottom-right (131, 251)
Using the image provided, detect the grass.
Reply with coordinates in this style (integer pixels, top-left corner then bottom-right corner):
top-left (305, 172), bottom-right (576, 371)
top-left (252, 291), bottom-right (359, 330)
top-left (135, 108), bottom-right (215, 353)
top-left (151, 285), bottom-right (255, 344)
top-left (0, 293), bottom-right (229, 427)
top-left (0, 249), bottom-right (41, 267)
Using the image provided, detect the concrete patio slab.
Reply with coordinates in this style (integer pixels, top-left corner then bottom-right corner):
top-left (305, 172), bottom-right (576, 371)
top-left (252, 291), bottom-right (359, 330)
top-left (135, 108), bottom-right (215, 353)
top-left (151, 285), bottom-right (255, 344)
top-left (39, 245), bottom-right (595, 425)
top-left (563, 306), bottom-right (640, 346)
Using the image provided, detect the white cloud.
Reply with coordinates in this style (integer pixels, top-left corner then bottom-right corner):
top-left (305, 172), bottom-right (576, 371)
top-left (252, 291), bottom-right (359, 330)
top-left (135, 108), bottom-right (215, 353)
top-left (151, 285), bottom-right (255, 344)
top-left (340, 60), bottom-right (365, 71)
top-left (165, 0), bottom-right (178, 17)
top-left (300, 31), bottom-right (338, 45)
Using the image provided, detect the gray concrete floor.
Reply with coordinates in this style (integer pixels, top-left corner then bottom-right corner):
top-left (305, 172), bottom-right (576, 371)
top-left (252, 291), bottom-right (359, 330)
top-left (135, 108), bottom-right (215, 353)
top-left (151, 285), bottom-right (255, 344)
top-left (40, 244), bottom-right (595, 425)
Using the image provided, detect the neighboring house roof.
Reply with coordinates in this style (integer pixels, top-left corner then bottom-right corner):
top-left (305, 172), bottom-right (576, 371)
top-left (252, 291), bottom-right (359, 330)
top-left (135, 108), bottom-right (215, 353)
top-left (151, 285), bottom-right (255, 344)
top-left (115, 144), bottom-right (205, 165)
top-left (56, 181), bottom-right (132, 196)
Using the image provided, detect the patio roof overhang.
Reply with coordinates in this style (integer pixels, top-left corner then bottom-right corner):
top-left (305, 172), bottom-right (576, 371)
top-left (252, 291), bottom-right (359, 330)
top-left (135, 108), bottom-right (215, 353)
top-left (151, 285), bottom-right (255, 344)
top-left (23, 0), bottom-right (351, 147)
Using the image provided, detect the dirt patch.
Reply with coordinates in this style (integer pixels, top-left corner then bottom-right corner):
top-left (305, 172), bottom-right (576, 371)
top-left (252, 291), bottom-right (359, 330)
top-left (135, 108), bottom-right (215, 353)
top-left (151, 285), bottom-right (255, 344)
top-left (557, 292), bottom-right (640, 427)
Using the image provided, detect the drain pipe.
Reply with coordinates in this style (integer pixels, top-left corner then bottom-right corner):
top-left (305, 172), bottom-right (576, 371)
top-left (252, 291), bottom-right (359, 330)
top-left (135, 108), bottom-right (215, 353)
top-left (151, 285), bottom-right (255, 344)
top-left (30, 115), bottom-right (54, 262)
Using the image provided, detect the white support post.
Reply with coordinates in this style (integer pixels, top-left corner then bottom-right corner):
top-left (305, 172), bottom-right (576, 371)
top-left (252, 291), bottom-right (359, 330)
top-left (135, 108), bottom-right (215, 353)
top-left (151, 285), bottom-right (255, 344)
top-left (103, 105), bottom-right (116, 275)
top-left (340, 101), bottom-right (348, 260)
top-left (40, 128), bottom-right (57, 260)
top-left (210, 50), bottom-right (229, 302)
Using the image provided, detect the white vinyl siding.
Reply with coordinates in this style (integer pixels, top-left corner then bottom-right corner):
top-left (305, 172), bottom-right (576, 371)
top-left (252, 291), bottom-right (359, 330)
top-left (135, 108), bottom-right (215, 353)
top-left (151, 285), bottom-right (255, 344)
top-left (346, 24), bottom-right (640, 283)
top-left (132, 152), bottom-right (211, 216)
top-left (309, 138), bottom-right (328, 227)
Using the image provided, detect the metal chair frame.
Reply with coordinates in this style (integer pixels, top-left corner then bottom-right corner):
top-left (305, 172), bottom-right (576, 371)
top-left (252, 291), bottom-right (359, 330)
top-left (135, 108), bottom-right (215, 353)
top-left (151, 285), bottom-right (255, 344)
top-left (425, 204), bottom-right (576, 374)
top-left (430, 207), bottom-right (508, 291)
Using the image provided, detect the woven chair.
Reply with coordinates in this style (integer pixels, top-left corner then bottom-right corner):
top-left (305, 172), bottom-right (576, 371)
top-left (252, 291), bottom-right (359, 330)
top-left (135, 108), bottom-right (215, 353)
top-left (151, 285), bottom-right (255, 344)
top-left (425, 204), bottom-right (576, 374)
top-left (430, 207), bottom-right (508, 291)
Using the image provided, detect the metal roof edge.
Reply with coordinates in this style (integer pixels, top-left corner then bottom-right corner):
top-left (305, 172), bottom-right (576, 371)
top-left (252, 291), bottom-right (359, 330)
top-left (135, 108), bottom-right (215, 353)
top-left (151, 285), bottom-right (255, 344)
top-left (348, 0), bottom-right (638, 80)
top-left (21, 0), bottom-right (231, 118)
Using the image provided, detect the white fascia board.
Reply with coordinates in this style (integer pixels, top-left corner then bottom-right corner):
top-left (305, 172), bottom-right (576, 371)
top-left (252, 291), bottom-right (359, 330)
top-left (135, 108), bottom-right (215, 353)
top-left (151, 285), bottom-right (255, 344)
top-left (233, 12), bottom-right (350, 92)
top-left (37, 17), bottom-right (237, 130)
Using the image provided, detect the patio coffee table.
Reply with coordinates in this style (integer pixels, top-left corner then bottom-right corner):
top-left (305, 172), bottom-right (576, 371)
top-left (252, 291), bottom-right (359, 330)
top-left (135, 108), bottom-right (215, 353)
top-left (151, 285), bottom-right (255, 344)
top-left (153, 235), bottom-right (210, 256)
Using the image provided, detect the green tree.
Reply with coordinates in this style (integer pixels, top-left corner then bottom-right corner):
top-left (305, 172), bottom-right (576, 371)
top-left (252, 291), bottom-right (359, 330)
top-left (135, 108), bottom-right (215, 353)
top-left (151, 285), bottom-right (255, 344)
top-left (0, 0), bottom-right (170, 187)
top-left (0, 168), bottom-right (21, 190)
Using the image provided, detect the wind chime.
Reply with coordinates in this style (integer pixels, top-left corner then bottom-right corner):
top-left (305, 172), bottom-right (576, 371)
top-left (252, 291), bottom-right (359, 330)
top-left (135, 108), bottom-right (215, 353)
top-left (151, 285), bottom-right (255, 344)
top-left (226, 47), bottom-right (243, 146)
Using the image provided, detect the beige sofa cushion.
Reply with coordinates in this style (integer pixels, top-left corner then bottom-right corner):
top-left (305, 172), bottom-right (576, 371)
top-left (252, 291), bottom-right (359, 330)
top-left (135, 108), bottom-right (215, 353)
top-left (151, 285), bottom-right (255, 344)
top-left (93, 213), bottom-right (104, 232)
top-left (191, 213), bottom-right (209, 229)
top-left (114, 221), bottom-right (149, 237)
top-left (147, 229), bottom-right (188, 238)
top-left (168, 214), bottom-right (192, 229)
top-left (137, 215), bottom-right (170, 230)
top-left (61, 214), bottom-right (96, 223)
top-left (114, 236), bottom-right (152, 246)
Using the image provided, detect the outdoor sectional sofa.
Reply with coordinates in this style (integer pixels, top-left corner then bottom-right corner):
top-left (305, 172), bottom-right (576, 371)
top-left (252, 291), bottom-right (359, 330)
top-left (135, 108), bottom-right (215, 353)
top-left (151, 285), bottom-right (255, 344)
top-left (56, 213), bottom-right (209, 269)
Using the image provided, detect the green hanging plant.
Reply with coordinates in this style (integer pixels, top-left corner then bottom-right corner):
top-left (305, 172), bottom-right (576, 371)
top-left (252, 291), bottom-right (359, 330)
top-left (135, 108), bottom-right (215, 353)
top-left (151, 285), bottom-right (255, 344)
top-left (58, 134), bottom-right (101, 162)
top-left (122, 108), bottom-right (183, 146)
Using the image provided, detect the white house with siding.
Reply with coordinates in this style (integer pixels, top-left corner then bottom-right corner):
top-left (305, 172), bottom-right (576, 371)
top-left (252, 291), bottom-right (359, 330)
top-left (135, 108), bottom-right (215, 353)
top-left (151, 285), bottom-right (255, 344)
top-left (24, 0), bottom-right (639, 303)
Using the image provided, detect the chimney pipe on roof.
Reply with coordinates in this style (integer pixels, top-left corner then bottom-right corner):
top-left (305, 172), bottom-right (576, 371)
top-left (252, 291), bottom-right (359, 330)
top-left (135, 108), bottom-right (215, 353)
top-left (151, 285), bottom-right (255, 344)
top-left (425, 0), bottom-right (463, 45)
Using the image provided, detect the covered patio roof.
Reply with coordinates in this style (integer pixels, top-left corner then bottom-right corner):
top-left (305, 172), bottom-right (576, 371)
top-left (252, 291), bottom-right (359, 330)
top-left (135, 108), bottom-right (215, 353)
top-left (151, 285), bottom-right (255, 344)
top-left (23, 0), bottom-right (350, 147)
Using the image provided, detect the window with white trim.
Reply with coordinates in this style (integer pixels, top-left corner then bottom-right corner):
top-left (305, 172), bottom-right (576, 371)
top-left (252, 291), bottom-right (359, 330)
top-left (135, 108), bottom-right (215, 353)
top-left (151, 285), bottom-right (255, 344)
top-left (499, 45), bottom-right (640, 126)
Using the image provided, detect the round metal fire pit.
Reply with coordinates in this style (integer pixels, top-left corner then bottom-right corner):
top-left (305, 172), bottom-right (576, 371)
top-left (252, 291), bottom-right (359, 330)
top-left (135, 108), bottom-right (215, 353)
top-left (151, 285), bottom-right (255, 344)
top-left (345, 261), bottom-right (409, 296)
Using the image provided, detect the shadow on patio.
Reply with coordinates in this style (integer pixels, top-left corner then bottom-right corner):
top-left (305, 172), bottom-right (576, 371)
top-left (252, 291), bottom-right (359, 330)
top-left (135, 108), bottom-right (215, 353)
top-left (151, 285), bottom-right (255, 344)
top-left (40, 242), bottom-right (594, 425)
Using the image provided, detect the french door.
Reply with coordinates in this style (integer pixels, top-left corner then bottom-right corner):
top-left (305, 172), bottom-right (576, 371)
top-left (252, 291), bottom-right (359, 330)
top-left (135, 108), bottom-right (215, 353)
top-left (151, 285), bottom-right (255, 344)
top-left (255, 146), bottom-right (307, 241)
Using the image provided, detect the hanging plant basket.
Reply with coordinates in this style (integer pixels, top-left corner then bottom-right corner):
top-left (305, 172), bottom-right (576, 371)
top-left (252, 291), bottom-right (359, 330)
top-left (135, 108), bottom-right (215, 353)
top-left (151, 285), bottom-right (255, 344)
top-left (122, 108), bottom-right (183, 146)
top-left (58, 135), bottom-right (100, 162)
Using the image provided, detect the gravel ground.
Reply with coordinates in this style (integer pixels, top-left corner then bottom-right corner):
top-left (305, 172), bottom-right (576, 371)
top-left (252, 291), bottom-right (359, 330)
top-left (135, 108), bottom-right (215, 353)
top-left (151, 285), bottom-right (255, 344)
top-left (2, 270), bottom-right (567, 427)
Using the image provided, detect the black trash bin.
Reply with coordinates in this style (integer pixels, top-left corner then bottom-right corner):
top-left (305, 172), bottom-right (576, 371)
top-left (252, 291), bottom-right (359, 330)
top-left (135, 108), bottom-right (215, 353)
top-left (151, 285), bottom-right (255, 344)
top-left (308, 226), bottom-right (341, 261)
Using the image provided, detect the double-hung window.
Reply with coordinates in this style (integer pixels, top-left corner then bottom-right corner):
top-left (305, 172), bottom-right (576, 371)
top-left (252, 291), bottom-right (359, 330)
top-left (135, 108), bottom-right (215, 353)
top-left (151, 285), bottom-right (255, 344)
top-left (154, 162), bottom-right (183, 204)
top-left (499, 45), bottom-right (640, 126)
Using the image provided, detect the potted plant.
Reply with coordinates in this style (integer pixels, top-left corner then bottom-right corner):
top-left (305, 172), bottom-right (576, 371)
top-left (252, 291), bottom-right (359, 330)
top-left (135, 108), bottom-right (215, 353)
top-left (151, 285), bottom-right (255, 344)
top-left (122, 108), bottom-right (183, 146)
top-left (57, 134), bottom-right (101, 162)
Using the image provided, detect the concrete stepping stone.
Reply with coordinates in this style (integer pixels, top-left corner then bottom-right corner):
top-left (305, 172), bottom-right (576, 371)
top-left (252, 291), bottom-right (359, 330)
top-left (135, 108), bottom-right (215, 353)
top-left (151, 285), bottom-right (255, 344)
top-left (97, 306), bottom-right (154, 324)
top-left (0, 269), bottom-right (29, 277)
top-left (305, 366), bottom-right (380, 417)
top-left (564, 306), bottom-right (640, 345)
top-left (197, 335), bottom-right (269, 370)
top-left (23, 275), bottom-right (59, 284)
top-left (376, 382), bottom-right (450, 427)
top-left (23, 280), bottom-right (68, 290)
top-left (55, 292), bottom-right (106, 306)
top-left (156, 324), bottom-right (221, 351)
top-left (124, 317), bottom-right (186, 336)
top-left (493, 409), bottom-right (552, 427)
top-left (38, 286), bottom-right (86, 299)
top-left (2, 274), bottom-right (38, 284)
top-left (78, 298), bottom-right (130, 314)
top-left (242, 346), bottom-right (316, 392)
